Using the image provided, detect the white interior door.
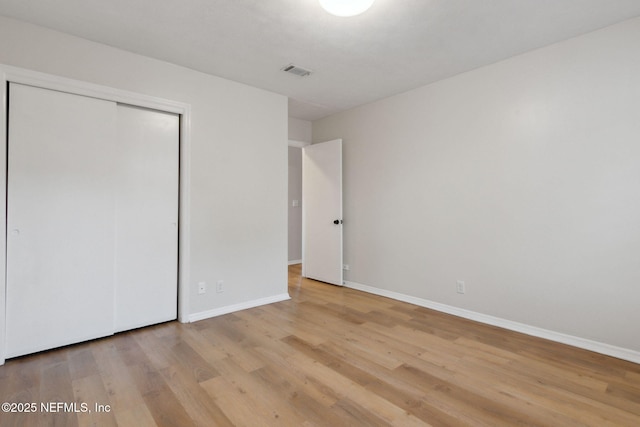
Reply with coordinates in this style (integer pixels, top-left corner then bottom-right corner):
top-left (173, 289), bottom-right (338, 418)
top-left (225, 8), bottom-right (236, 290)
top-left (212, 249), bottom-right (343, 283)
top-left (302, 139), bottom-right (343, 285)
top-left (6, 83), bottom-right (117, 357)
top-left (114, 105), bottom-right (179, 332)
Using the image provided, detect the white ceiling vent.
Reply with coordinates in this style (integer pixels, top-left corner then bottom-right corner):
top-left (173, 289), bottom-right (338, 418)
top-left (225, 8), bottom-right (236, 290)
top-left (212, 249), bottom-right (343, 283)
top-left (282, 64), bottom-right (313, 77)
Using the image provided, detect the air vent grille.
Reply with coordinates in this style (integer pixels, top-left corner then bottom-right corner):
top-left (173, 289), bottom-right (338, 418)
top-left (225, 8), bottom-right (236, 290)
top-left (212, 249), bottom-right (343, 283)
top-left (282, 64), bottom-right (313, 77)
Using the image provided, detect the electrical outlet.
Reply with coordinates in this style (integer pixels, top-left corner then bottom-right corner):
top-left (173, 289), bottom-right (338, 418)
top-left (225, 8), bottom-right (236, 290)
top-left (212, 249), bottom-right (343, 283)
top-left (456, 280), bottom-right (466, 294)
top-left (216, 280), bottom-right (224, 293)
top-left (343, 264), bottom-right (350, 271)
top-left (198, 282), bottom-right (206, 294)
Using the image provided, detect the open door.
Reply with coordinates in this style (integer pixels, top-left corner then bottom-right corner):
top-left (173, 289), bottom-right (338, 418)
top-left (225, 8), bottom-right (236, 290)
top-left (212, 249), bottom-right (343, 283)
top-left (302, 139), bottom-right (343, 285)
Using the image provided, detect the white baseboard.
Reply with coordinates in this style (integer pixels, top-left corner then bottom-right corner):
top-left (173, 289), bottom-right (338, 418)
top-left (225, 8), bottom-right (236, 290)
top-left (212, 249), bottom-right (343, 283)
top-left (188, 293), bottom-right (291, 323)
top-left (344, 281), bottom-right (640, 365)
top-left (288, 259), bottom-right (302, 266)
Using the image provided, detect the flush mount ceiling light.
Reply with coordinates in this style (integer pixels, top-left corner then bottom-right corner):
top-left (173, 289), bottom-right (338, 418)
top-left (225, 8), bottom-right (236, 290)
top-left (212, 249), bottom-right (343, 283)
top-left (319, 0), bottom-right (376, 17)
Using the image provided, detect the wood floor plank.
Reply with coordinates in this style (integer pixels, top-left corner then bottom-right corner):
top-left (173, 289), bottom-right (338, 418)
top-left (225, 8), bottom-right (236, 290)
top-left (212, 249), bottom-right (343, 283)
top-left (179, 325), bottom-right (230, 362)
top-left (250, 364), bottom-right (345, 426)
top-left (259, 303), bottom-right (332, 346)
top-left (330, 398), bottom-right (395, 427)
top-left (201, 367), bottom-right (287, 426)
top-left (0, 354), bottom-right (43, 427)
top-left (0, 264), bottom-right (639, 426)
top-left (158, 363), bottom-right (234, 427)
top-left (300, 339), bottom-right (470, 426)
top-left (284, 351), bottom-right (430, 427)
top-left (131, 330), bottom-right (179, 371)
top-left (112, 405), bottom-right (158, 427)
top-left (72, 374), bottom-right (118, 427)
top-left (198, 325), bottom-right (266, 373)
top-left (39, 357), bottom-right (78, 427)
top-left (252, 344), bottom-right (339, 408)
top-left (128, 362), bottom-right (195, 427)
top-left (67, 347), bottom-right (100, 382)
top-left (90, 340), bottom-right (149, 413)
top-left (454, 355), bottom-right (640, 426)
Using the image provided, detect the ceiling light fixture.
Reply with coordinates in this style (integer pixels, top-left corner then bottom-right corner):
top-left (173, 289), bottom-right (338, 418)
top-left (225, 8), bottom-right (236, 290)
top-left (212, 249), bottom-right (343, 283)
top-left (319, 0), bottom-right (376, 17)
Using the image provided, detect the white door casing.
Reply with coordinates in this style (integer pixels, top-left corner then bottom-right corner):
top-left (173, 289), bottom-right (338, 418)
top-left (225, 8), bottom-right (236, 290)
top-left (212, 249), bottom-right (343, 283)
top-left (302, 139), bottom-right (343, 286)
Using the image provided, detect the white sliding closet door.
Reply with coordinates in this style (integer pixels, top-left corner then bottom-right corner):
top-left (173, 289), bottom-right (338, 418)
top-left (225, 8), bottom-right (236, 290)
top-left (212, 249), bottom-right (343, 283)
top-left (114, 105), bottom-right (179, 332)
top-left (6, 84), bottom-right (117, 358)
top-left (5, 84), bottom-right (180, 358)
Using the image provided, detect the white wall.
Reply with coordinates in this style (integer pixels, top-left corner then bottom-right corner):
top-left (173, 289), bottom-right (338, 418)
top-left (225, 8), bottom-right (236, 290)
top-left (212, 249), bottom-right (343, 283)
top-left (288, 117), bottom-right (312, 143)
top-left (314, 17), bottom-right (640, 356)
top-left (0, 16), bottom-right (288, 320)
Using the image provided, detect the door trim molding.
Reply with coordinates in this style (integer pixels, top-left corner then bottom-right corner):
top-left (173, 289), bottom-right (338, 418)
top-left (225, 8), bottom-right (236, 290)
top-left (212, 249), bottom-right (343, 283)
top-left (0, 64), bottom-right (192, 365)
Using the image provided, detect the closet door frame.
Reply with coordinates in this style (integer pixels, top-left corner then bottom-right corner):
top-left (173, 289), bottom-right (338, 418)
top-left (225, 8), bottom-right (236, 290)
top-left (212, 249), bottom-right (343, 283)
top-left (0, 65), bottom-right (192, 365)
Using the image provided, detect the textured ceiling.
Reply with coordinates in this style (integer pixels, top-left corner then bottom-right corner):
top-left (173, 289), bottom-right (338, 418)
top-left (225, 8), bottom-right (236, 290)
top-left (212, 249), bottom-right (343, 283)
top-left (1, 0), bottom-right (640, 121)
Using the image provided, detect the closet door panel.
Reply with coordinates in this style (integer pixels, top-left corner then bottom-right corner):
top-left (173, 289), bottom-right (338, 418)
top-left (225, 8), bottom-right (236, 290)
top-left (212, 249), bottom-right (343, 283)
top-left (6, 84), bottom-right (117, 357)
top-left (114, 104), bottom-right (179, 332)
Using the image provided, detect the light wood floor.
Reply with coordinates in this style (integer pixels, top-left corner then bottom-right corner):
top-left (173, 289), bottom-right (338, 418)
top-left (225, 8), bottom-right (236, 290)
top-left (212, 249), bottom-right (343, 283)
top-left (1, 264), bottom-right (639, 426)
